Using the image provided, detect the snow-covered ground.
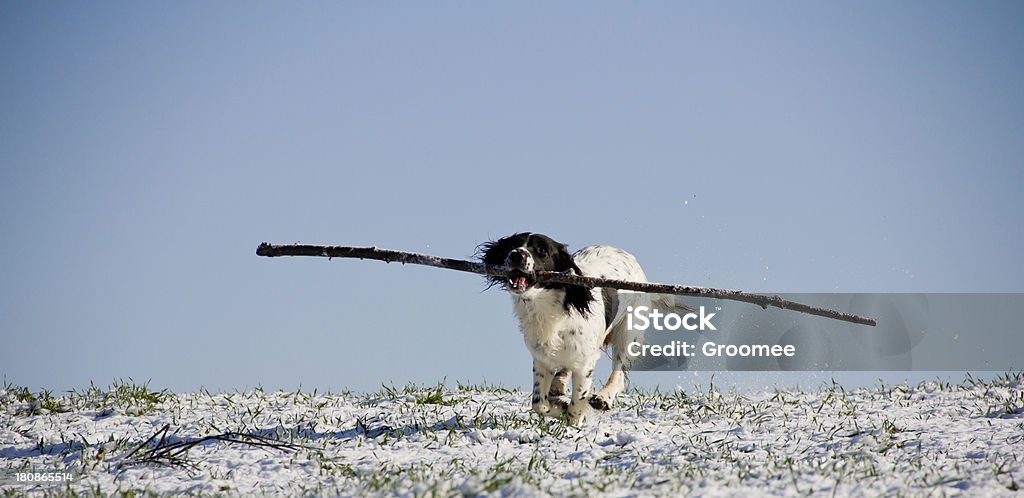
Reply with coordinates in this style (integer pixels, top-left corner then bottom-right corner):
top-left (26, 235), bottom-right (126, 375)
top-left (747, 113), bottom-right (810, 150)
top-left (1, 374), bottom-right (1022, 496)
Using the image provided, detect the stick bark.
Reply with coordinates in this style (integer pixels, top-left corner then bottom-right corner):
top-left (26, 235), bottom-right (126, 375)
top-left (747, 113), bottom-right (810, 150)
top-left (256, 242), bottom-right (876, 327)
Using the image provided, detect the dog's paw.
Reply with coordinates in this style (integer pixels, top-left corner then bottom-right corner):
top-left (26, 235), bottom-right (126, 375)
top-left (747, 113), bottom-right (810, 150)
top-left (533, 398), bottom-right (569, 418)
top-left (588, 394), bottom-right (612, 411)
top-left (549, 397), bottom-right (569, 414)
top-left (566, 410), bottom-right (587, 426)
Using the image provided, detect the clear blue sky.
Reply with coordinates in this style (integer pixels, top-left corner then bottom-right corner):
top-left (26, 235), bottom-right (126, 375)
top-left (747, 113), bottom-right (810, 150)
top-left (2, 2), bottom-right (1022, 393)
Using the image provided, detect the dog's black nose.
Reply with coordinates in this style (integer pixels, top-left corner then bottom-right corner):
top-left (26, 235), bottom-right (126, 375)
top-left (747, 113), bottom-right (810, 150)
top-left (507, 249), bottom-right (527, 266)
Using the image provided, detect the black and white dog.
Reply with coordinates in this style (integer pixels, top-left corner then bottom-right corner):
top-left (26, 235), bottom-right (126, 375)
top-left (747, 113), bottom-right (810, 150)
top-left (479, 232), bottom-right (678, 425)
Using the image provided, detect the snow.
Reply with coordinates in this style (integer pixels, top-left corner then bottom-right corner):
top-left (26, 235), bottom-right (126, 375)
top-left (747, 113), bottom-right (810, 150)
top-left (1, 376), bottom-right (1022, 496)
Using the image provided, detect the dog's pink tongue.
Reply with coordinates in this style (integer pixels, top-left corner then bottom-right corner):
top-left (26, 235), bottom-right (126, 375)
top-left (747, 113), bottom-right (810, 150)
top-left (514, 276), bottom-right (528, 288)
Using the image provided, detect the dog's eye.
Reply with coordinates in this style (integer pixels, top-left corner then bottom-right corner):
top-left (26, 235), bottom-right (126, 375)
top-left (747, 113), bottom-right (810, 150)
top-left (536, 246), bottom-right (548, 256)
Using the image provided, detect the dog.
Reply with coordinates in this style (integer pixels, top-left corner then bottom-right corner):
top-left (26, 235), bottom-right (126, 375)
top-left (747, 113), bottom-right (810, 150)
top-left (478, 232), bottom-right (679, 425)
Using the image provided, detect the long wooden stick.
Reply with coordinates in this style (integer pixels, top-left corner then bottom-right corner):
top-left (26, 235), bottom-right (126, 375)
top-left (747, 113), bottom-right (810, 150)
top-left (256, 242), bottom-right (876, 327)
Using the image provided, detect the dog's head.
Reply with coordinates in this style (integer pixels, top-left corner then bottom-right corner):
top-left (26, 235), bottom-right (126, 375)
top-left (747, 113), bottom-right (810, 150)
top-left (478, 232), bottom-right (581, 294)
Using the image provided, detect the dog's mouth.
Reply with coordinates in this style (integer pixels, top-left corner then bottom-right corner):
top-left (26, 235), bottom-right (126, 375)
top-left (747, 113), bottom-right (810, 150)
top-left (507, 270), bottom-right (535, 293)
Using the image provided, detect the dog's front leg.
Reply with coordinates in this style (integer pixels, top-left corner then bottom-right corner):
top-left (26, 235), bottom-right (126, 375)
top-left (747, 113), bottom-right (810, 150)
top-left (532, 362), bottom-right (567, 417)
top-left (567, 362), bottom-right (597, 425)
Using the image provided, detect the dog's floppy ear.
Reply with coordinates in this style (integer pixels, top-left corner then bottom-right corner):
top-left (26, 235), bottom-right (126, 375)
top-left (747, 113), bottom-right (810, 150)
top-left (554, 243), bottom-right (583, 275)
top-left (551, 243), bottom-right (593, 315)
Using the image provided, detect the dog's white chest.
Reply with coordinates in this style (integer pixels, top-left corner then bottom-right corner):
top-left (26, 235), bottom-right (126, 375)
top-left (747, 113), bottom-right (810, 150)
top-left (512, 291), bottom-right (601, 368)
